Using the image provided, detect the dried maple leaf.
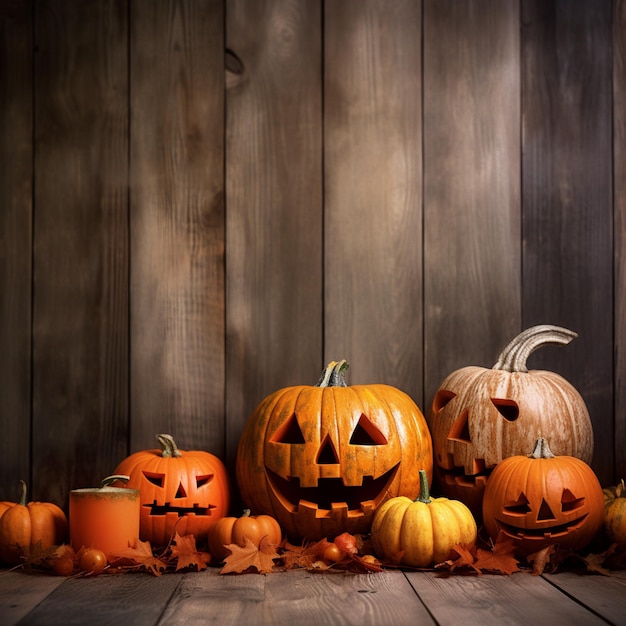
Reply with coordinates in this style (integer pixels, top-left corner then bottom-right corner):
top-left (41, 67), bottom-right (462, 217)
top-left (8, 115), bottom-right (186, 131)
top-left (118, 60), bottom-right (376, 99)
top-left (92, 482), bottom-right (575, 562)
top-left (170, 532), bottom-right (211, 572)
top-left (20, 541), bottom-right (61, 570)
top-left (113, 539), bottom-right (167, 576)
top-left (220, 536), bottom-right (279, 574)
top-left (436, 543), bottom-right (481, 575)
top-left (526, 545), bottom-right (556, 575)
top-left (280, 540), bottom-right (320, 570)
top-left (474, 535), bottom-right (520, 575)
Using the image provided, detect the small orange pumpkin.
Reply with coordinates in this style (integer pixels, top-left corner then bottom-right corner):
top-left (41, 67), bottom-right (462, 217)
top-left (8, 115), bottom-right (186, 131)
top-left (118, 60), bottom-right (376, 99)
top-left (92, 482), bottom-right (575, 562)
top-left (429, 325), bottom-right (593, 517)
top-left (603, 479), bottom-right (626, 549)
top-left (207, 509), bottom-right (282, 562)
top-left (236, 360), bottom-right (433, 541)
top-left (113, 434), bottom-right (230, 548)
top-left (482, 438), bottom-right (604, 555)
top-left (0, 481), bottom-right (68, 564)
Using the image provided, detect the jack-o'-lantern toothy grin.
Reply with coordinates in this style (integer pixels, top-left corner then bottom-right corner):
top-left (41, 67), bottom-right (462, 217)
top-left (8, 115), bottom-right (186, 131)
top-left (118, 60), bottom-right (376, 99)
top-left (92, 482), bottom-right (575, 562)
top-left (265, 463), bottom-right (400, 513)
top-left (143, 501), bottom-right (217, 517)
top-left (495, 514), bottom-right (589, 540)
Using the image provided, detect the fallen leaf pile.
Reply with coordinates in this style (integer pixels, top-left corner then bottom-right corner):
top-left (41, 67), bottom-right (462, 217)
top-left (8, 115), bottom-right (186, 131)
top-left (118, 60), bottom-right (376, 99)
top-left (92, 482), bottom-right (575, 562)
top-left (11, 529), bottom-right (626, 578)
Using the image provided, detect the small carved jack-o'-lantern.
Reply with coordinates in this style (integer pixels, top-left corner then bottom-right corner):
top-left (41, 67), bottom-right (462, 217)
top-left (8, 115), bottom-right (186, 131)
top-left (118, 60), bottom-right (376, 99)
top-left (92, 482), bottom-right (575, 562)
top-left (482, 438), bottom-right (604, 555)
top-left (428, 325), bottom-right (593, 517)
top-left (236, 360), bottom-right (433, 541)
top-left (113, 434), bottom-right (230, 548)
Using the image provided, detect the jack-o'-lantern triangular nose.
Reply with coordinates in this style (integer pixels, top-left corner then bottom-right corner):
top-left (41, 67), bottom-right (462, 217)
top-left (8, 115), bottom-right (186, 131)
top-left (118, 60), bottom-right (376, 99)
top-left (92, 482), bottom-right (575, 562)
top-left (537, 498), bottom-right (556, 521)
top-left (316, 435), bottom-right (339, 465)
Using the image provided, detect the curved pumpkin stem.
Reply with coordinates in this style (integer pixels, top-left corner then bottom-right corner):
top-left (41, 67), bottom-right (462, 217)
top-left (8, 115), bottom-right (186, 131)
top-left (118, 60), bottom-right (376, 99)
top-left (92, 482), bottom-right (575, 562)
top-left (415, 469), bottom-right (431, 504)
top-left (492, 325), bottom-right (578, 373)
top-left (18, 480), bottom-right (28, 507)
top-left (157, 434), bottom-right (183, 458)
top-left (530, 437), bottom-right (556, 459)
top-left (315, 360), bottom-right (349, 388)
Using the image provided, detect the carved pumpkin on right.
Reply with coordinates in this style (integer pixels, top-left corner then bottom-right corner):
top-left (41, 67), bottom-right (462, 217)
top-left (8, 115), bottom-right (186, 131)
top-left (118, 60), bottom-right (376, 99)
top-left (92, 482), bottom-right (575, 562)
top-left (427, 325), bottom-right (594, 519)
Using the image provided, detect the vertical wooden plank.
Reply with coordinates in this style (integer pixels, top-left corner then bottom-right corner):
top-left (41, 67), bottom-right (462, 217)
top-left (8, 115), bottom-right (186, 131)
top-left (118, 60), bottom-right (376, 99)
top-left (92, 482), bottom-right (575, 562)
top-left (615, 0), bottom-right (626, 482)
top-left (225, 0), bottom-right (323, 467)
top-left (423, 1), bottom-right (522, 407)
top-left (33, 0), bottom-right (129, 503)
top-left (522, 0), bottom-right (613, 484)
top-left (130, 0), bottom-right (225, 456)
top-left (0, 0), bottom-right (32, 500)
top-left (324, 0), bottom-right (423, 402)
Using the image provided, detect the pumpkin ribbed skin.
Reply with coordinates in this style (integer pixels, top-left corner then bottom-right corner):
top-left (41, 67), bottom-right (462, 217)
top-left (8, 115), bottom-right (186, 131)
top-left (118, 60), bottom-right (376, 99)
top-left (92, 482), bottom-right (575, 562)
top-left (428, 325), bottom-right (593, 516)
top-left (113, 435), bottom-right (230, 548)
top-left (236, 361), bottom-right (433, 541)
top-left (603, 479), bottom-right (626, 549)
top-left (371, 470), bottom-right (476, 567)
top-left (208, 510), bottom-right (282, 561)
top-left (0, 481), bottom-right (68, 564)
top-left (482, 438), bottom-right (604, 555)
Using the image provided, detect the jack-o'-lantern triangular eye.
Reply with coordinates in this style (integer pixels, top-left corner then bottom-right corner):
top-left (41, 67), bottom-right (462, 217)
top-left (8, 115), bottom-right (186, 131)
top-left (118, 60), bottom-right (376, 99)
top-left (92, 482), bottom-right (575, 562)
top-left (143, 471), bottom-right (165, 487)
top-left (491, 398), bottom-right (519, 422)
top-left (432, 390), bottom-right (456, 413)
top-left (196, 474), bottom-right (214, 488)
top-left (271, 413), bottom-right (305, 444)
top-left (350, 414), bottom-right (387, 445)
top-left (503, 493), bottom-right (531, 515)
top-left (561, 489), bottom-right (585, 512)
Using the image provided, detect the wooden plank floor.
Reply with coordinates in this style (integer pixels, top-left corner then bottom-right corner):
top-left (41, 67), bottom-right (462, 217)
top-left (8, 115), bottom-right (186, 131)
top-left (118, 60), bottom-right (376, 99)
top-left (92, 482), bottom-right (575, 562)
top-left (1, 567), bottom-right (625, 626)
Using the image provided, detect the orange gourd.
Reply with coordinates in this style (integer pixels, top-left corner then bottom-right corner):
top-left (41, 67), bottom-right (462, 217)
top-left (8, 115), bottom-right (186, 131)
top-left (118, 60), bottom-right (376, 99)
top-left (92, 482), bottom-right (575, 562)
top-left (482, 438), bottom-right (604, 555)
top-left (0, 481), bottom-right (68, 564)
top-left (428, 325), bottom-right (593, 517)
top-left (113, 434), bottom-right (230, 548)
top-left (236, 360), bottom-right (433, 541)
top-left (603, 479), bottom-right (626, 549)
top-left (207, 509), bottom-right (282, 561)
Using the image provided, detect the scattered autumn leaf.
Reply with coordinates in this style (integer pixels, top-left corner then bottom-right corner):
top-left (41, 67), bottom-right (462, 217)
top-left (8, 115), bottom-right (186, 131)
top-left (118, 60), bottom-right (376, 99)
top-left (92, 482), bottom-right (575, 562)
top-left (114, 539), bottom-right (167, 576)
top-left (170, 533), bottom-right (211, 572)
top-left (221, 536), bottom-right (280, 574)
top-left (436, 543), bottom-right (480, 575)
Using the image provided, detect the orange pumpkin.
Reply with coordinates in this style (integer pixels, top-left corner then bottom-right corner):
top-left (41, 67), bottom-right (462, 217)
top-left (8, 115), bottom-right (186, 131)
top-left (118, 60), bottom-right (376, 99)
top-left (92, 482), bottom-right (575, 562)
top-left (236, 360), bottom-right (433, 541)
top-left (482, 438), bottom-right (604, 555)
top-left (0, 481), bottom-right (68, 564)
top-left (113, 434), bottom-right (230, 548)
top-left (207, 509), bottom-right (282, 561)
top-left (603, 479), bottom-right (626, 549)
top-left (428, 325), bottom-right (593, 517)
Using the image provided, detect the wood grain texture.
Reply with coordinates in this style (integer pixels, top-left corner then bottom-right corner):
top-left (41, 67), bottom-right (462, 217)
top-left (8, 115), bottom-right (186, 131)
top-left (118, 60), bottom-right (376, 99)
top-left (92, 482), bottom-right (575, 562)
top-left (614, 0), bottom-right (626, 481)
top-left (0, 0), bottom-right (32, 500)
top-left (130, 0), bottom-right (226, 456)
top-left (423, 0), bottom-right (522, 412)
top-left (521, 0), bottom-right (613, 484)
top-left (225, 0), bottom-right (323, 469)
top-left (324, 0), bottom-right (423, 403)
top-left (32, 0), bottom-right (129, 504)
top-left (160, 568), bottom-right (435, 625)
top-left (18, 572), bottom-right (184, 626)
top-left (405, 571), bottom-right (608, 626)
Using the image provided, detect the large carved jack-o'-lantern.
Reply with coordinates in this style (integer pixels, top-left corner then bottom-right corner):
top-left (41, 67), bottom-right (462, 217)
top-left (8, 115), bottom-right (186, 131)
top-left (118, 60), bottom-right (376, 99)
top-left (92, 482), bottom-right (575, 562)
top-left (482, 438), bottom-right (604, 555)
top-left (236, 360), bottom-right (433, 541)
top-left (113, 434), bottom-right (230, 548)
top-left (428, 325), bottom-right (593, 517)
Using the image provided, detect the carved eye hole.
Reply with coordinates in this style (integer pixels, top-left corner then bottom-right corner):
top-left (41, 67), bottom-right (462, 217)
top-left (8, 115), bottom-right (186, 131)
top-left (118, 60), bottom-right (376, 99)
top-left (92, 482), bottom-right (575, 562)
top-left (350, 414), bottom-right (387, 445)
top-left (491, 398), bottom-right (519, 422)
top-left (143, 471), bottom-right (165, 487)
top-left (196, 474), bottom-right (213, 489)
top-left (561, 489), bottom-right (585, 512)
top-left (503, 493), bottom-right (531, 515)
top-left (271, 413), bottom-right (305, 444)
top-left (432, 390), bottom-right (456, 413)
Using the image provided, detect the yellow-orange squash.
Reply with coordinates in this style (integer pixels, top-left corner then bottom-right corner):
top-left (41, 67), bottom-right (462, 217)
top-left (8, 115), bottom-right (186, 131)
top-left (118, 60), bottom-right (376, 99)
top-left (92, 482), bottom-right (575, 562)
top-left (482, 438), bottom-right (604, 555)
top-left (603, 479), bottom-right (626, 549)
top-left (428, 325), bottom-right (593, 517)
top-left (207, 509), bottom-right (282, 561)
top-left (371, 469), bottom-right (477, 567)
top-left (0, 481), bottom-right (68, 564)
top-left (113, 434), bottom-right (230, 548)
top-left (236, 360), bottom-right (433, 541)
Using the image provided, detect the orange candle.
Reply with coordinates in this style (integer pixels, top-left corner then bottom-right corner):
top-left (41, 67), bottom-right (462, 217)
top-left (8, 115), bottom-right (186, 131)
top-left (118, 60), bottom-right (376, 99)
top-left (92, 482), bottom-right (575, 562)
top-left (70, 475), bottom-right (140, 561)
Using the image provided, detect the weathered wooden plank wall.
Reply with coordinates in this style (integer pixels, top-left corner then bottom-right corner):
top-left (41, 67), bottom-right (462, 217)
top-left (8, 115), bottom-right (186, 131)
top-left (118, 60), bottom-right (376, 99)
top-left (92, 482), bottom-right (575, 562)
top-left (0, 0), bottom-right (623, 507)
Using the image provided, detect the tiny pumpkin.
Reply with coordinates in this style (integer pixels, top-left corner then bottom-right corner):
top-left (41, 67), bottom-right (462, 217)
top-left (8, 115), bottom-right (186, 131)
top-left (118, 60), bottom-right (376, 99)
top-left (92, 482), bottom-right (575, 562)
top-left (0, 481), bottom-right (68, 564)
top-left (482, 438), bottom-right (604, 555)
top-left (207, 509), bottom-right (282, 562)
top-left (603, 479), bottom-right (626, 549)
top-left (113, 434), bottom-right (230, 548)
top-left (236, 360), bottom-right (433, 542)
top-left (370, 469), bottom-right (477, 568)
top-left (428, 325), bottom-right (593, 517)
